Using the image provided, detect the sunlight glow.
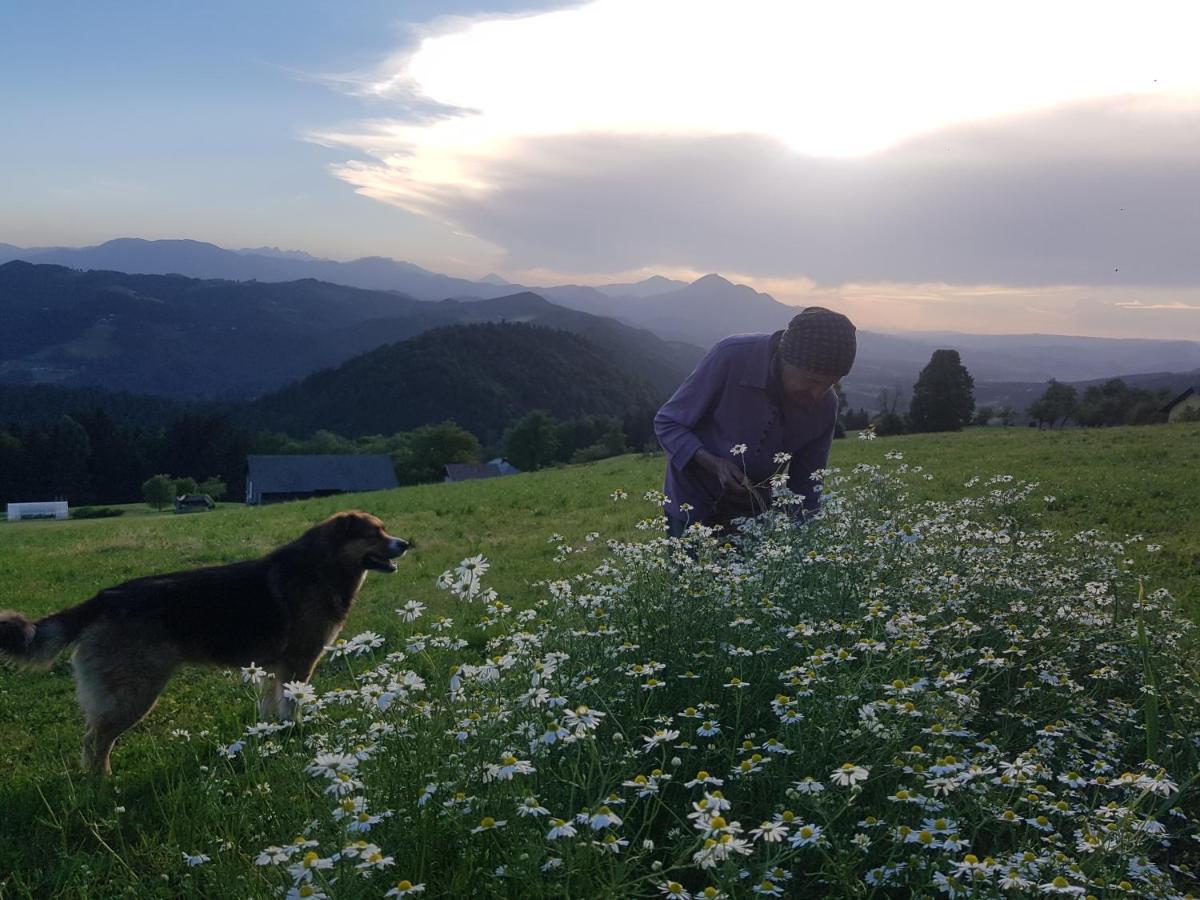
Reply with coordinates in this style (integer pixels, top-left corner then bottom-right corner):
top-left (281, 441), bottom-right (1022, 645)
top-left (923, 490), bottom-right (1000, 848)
top-left (314, 0), bottom-right (1200, 214)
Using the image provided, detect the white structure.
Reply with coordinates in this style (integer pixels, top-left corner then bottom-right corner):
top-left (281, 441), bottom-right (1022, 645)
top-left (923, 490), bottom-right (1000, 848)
top-left (7, 501), bottom-right (69, 522)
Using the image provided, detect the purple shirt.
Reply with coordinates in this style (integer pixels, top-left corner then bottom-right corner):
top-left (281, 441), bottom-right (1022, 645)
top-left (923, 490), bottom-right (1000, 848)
top-left (654, 332), bottom-right (837, 524)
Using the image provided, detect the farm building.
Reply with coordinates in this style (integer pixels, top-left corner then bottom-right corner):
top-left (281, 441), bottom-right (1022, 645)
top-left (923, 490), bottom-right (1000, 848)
top-left (443, 458), bottom-right (521, 483)
top-left (1161, 387), bottom-right (1200, 423)
top-left (245, 455), bottom-right (399, 505)
top-left (6, 501), bottom-right (69, 522)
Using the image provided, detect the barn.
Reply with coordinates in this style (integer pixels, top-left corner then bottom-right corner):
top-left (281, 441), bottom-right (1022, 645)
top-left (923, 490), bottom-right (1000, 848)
top-left (1161, 387), bottom-right (1200, 423)
top-left (245, 455), bottom-right (399, 505)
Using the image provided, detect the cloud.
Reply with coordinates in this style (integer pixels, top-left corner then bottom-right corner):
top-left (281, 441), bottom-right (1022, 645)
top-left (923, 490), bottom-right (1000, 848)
top-left (321, 105), bottom-right (1200, 286)
top-left (311, 0), bottom-right (1200, 293)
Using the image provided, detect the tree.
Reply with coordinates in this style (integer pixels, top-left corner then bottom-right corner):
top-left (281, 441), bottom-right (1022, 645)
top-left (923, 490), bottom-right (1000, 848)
top-left (973, 405), bottom-right (996, 426)
top-left (1027, 379), bottom-right (1077, 429)
top-left (1074, 380), bottom-right (1167, 427)
top-left (197, 476), bottom-right (228, 500)
top-left (503, 410), bottom-right (561, 472)
top-left (908, 349), bottom-right (975, 432)
top-left (173, 476), bottom-right (198, 496)
top-left (392, 420), bottom-right (482, 485)
top-left (142, 474), bottom-right (175, 511)
top-left (555, 415), bottom-right (626, 463)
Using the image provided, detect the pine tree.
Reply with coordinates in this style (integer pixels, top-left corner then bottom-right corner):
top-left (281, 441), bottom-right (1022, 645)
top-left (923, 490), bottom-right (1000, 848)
top-left (908, 350), bottom-right (975, 432)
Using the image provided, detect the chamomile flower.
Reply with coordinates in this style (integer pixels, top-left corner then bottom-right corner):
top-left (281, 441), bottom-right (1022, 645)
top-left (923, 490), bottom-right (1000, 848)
top-left (384, 881), bottom-right (426, 897)
top-left (830, 762), bottom-right (870, 786)
top-left (471, 817), bottom-right (506, 834)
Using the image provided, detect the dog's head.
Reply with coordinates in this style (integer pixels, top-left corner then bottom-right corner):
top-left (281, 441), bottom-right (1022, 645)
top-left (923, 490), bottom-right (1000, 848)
top-left (318, 511), bottom-right (411, 574)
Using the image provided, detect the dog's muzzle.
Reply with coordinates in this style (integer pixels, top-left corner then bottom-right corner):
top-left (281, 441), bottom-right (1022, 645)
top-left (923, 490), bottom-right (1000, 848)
top-left (365, 536), bottom-right (411, 573)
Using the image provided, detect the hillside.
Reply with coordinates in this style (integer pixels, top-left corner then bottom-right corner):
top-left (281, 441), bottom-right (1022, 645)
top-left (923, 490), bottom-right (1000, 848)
top-left (0, 425), bottom-right (1197, 896)
top-left (249, 322), bottom-right (665, 442)
top-left (0, 262), bottom-right (700, 401)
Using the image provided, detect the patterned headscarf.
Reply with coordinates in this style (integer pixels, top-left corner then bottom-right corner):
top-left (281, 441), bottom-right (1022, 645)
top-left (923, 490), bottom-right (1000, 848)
top-left (778, 307), bottom-right (857, 377)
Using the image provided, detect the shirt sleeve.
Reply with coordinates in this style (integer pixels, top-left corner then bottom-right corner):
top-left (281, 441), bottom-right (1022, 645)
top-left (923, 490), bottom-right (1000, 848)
top-left (653, 342), bottom-right (731, 470)
top-left (788, 399), bottom-right (837, 513)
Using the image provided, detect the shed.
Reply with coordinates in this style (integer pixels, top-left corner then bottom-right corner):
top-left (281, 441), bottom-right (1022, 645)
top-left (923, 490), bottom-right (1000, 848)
top-left (245, 455), bottom-right (399, 505)
top-left (1162, 387), bottom-right (1200, 423)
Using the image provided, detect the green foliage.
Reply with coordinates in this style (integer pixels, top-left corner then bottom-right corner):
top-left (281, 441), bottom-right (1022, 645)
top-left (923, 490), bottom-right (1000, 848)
top-left (390, 420), bottom-right (482, 485)
top-left (141, 473), bottom-right (175, 510)
top-left (873, 411), bottom-right (907, 436)
top-left (1074, 379), bottom-right (1169, 427)
top-left (173, 476), bottom-right (198, 496)
top-left (69, 506), bottom-right (125, 519)
top-left (973, 404), bottom-right (995, 425)
top-left (503, 409), bottom-right (561, 472)
top-left (197, 476), bottom-right (228, 500)
top-left (1027, 378), bottom-right (1078, 428)
top-left (908, 349), bottom-right (975, 432)
top-left (251, 323), bottom-right (664, 444)
top-left (554, 414), bottom-right (626, 464)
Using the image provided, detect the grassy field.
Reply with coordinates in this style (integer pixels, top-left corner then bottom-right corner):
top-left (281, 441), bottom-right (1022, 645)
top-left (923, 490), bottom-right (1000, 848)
top-left (0, 423), bottom-right (1197, 897)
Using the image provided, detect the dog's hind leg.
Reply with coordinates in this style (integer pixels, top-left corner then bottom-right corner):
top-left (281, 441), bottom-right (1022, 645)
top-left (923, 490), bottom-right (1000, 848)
top-left (80, 668), bottom-right (173, 775)
top-left (74, 631), bottom-right (177, 775)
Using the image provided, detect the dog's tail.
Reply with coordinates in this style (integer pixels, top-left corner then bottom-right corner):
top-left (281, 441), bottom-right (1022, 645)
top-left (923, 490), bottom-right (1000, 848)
top-left (0, 603), bottom-right (95, 668)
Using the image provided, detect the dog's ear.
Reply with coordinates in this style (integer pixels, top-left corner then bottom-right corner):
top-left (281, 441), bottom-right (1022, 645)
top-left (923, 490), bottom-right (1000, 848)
top-left (323, 511), bottom-right (377, 542)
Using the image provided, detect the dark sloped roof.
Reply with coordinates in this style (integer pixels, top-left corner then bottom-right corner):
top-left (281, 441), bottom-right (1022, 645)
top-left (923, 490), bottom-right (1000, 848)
top-left (444, 463), bottom-right (504, 481)
top-left (247, 455), bottom-right (398, 494)
top-left (1161, 386), bottom-right (1198, 413)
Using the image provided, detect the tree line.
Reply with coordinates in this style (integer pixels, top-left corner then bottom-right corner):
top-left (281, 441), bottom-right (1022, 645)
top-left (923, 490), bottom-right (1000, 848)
top-left (0, 408), bottom-right (643, 508)
top-left (852, 351), bottom-right (1176, 436)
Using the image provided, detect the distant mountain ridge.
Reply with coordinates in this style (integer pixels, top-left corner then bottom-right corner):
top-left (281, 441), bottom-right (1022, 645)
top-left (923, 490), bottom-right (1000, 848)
top-left (5, 238), bottom-right (1200, 404)
top-left (0, 238), bottom-right (793, 344)
top-left (0, 261), bottom-right (700, 400)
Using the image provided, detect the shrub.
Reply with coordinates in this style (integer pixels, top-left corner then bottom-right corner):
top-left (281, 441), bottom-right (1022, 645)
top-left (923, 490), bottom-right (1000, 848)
top-left (70, 506), bottom-right (125, 519)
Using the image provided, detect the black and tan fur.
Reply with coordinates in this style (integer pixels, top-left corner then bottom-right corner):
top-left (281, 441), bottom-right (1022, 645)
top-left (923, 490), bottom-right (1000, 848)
top-left (0, 511), bottom-right (409, 774)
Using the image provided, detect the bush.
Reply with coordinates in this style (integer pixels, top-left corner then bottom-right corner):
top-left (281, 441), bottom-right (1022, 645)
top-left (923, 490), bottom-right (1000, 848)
top-left (70, 506), bottom-right (125, 519)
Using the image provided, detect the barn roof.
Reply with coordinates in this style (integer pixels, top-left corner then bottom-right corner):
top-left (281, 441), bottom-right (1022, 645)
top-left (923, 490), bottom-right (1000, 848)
top-left (246, 455), bottom-right (398, 494)
top-left (1161, 386), bottom-right (1199, 414)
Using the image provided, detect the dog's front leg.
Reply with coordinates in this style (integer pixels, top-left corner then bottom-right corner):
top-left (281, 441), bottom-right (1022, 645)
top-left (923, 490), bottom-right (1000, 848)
top-left (257, 675), bottom-right (284, 721)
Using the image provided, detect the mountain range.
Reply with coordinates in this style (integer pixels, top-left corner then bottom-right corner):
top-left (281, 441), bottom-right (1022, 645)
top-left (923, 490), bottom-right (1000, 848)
top-left (2, 239), bottom-right (1200, 414)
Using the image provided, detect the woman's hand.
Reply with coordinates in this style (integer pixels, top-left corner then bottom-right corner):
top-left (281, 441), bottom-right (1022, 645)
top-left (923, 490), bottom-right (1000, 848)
top-left (695, 449), bottom-right (751, 494)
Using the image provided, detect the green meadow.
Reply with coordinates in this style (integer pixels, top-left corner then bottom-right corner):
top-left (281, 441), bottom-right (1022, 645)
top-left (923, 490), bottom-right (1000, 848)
top-left (0, 423), bottom-right (1197, 898)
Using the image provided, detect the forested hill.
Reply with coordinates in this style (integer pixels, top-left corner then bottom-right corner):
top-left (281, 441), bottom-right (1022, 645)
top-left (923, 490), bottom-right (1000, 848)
top-left (249, 323), bottom-right (665, 443)
top-left (0, 262), bottom-right (700, 401)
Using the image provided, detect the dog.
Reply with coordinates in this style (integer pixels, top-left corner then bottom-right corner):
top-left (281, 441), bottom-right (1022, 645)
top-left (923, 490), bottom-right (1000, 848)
top-left (0, 510), bottom-right (410, 774)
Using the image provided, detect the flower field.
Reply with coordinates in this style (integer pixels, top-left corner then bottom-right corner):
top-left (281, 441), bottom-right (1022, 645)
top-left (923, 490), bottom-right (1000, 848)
top-left (1, 427), bottom-right (1198, 898)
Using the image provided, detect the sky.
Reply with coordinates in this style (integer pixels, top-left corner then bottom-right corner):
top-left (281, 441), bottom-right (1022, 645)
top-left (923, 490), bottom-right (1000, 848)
top-left (2, 0), bottom-right (1199, 339)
